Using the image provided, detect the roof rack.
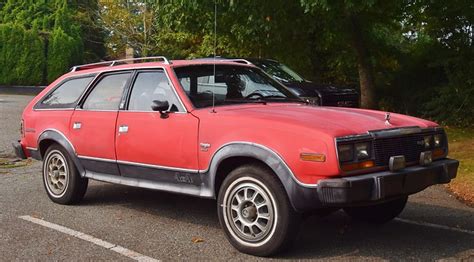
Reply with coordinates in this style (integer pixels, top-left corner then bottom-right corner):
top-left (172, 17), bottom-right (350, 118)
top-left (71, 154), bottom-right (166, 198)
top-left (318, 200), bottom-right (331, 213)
top-left (227, 59), bottom-right (253, 65)
top-left (70, 56), bottom-right (171, 72)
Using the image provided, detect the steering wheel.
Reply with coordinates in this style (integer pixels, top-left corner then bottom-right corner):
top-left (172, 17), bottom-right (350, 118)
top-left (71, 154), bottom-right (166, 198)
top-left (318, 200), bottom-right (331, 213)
top-left (245, 92), bottom-right (265, 99)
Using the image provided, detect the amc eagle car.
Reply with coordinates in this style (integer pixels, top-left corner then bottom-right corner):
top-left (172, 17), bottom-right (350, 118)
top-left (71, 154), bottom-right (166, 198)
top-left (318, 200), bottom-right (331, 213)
top-left (13, 57), bottom-right (458, 256)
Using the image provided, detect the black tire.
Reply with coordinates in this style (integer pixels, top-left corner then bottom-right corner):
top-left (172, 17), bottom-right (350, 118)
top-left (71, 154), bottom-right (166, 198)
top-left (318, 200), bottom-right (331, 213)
top-left (42, 144), bottom-right (88, 205)
top-left (343, 196), bottom-right (408, 224)
top-left (217, 164), bottom-right (300, 257)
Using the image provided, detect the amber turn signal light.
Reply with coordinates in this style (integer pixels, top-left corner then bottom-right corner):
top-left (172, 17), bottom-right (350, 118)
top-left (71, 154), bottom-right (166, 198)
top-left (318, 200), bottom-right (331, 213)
top-left (300, 153), bottom-right (326, 162)
top-left (432, 148), bottom-right (445, 159)
top-left (341, 160), bottom-right (375, 172)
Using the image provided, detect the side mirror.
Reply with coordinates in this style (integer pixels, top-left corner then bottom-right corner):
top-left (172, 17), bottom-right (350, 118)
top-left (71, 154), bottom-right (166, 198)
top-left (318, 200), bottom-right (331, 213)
top-left (151, 100), bottom-right (170, 119)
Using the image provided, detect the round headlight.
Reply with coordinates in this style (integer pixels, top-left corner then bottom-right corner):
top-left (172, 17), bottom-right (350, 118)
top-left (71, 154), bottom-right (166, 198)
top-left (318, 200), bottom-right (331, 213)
top-left (434, 134), bottom-right (443, 147)
top-left (423, 136), bottom-right (433, 149)
top-left (337, 144), bottom-right (354, 162)
top-left (355, 143), bottom-right (370, 160)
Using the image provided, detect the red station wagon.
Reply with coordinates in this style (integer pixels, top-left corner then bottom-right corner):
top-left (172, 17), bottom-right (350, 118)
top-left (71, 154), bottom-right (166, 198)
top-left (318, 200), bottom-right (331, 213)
top-left (13, 57), bottom-right (459, 256)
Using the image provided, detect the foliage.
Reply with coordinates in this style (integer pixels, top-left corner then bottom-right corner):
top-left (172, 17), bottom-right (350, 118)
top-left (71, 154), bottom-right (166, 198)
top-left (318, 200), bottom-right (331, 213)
top-left (0, 0), bottom-right (103, 85)
top-left (394, 0), bottom-right (474, 126)
top-left (98, 0), bottom-right (158, 58)
top-left (0, 23), bottom-right (44, 85)
top-left (0, 0), bottom-right (473, 125)
top-left (46, 1), bottom-right (83, 82)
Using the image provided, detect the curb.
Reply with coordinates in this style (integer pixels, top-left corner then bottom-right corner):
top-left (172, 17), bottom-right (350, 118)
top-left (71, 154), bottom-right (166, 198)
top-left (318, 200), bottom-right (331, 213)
top-left (0, 86), bottom-right (45, 95)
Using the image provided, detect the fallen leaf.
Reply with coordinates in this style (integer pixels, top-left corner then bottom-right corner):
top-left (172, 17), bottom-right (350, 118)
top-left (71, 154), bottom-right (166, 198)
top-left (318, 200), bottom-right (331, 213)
top-left (192, 237), bottom-right (204, 243)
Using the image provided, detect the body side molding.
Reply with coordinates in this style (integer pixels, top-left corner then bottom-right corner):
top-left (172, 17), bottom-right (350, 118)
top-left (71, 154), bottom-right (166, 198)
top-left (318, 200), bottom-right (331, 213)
top-left (84, 171), bottom-right (204, 197)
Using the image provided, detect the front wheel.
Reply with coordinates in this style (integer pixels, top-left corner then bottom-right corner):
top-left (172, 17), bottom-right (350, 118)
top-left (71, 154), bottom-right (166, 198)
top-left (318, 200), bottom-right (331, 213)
top-left (217, 164), bottom-right (299, 256)
top-left (343, 196), bottom-right (408, 224)
top-left (42, 144), bottom-right (88, 205)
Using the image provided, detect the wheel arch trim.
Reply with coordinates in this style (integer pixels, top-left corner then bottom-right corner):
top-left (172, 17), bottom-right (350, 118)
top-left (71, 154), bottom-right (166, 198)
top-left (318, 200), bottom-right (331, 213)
top-left (203, 142), bottom-right (318, 210)
top-left (37, 129), bottom-right (85, 176)
top-left (205, 141), bottom-right (317, 188)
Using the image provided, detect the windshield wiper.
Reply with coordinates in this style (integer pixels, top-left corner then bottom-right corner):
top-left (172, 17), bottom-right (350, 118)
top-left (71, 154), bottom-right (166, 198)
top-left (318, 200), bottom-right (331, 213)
top-left (258, 96), bottom-right (307, 103)
top-left (225, 96), bottom-right (306, 105)
top-left (224, 98), bottom-right (268, 105)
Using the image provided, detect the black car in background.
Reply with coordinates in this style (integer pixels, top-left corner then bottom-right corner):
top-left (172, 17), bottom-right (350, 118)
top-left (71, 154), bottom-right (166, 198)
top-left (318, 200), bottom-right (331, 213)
top-left (245, 58), bottom-right (359, 107)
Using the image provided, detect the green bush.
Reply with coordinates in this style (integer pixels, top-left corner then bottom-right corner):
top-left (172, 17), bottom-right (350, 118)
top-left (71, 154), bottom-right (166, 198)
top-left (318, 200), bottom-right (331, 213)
top-left (0, 24), bottom-right (45, 85)
top-left (424, 56), bottom-right (474, 127)
top-left (47, 28), bottom-right (82, 83)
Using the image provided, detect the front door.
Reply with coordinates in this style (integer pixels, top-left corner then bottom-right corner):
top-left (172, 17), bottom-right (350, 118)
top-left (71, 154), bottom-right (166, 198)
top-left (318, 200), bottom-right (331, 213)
top-left (115, 70), bottom-right (200, 185)
top-left (70, 71), bottom-right (132, 175)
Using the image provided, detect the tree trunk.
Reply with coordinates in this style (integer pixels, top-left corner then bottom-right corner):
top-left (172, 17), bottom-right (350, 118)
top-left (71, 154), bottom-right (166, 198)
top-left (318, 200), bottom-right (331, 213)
top-left (348, 14), bottom-right (376, 109)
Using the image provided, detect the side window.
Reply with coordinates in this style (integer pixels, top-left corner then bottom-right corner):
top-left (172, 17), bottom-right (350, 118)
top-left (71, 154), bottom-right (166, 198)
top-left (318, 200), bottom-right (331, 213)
top-left (39, 76), bottom-right (94, 108)
top-left (179, 77), bottom-right (191, 93)
top-left (82, 73), bottom-right (130, 110)
top-left (128, 71), bottom-right (181, 112)
top-left (197, 75), bottom-right (227, 95)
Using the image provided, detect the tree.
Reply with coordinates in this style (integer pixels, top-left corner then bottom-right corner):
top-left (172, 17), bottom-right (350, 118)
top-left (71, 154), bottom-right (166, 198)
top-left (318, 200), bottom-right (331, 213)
top-left (97, 0), bottom-right (157, 58)
top-left (70, 0), bottom-right (107, 62)
top-left (300, 1), bottom-right (406, 109)
top-left (401, 0), bottom-right (474, 125)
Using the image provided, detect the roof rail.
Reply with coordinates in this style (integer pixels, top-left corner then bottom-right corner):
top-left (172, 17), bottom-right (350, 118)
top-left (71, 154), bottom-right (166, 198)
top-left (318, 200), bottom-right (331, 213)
top-left (70, 56), bottom-right (171, 72)
top-left (227, 59), bottom-right (253, 65)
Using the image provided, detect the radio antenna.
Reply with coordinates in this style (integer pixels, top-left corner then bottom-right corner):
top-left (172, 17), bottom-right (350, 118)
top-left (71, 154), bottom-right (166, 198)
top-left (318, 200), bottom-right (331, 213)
top-left (211, 0), bottom-right (217, 113)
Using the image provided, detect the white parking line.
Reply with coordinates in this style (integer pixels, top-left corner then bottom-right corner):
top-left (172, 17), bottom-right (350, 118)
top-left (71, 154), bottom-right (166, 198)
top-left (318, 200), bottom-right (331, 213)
top-left (395, 218), bottom-right (474, 235)
top-left (19, 215), bottom-right (160, 262)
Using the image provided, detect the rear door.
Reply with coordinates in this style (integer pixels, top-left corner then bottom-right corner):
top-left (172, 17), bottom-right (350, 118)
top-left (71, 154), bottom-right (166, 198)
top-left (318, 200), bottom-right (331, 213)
top-left (115, 69), bottom-right (200, 184)
top-left (70, 71), bottom-right (132, 175)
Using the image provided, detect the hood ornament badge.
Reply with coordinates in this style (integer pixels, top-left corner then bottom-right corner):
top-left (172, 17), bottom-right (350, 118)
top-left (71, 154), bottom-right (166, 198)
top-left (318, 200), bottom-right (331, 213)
top-left (385, 112), bottom-right (391, 126)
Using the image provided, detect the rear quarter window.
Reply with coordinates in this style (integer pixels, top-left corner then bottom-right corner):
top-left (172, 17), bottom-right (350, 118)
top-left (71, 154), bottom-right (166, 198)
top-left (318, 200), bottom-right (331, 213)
top-left (36, 76), bottom-right (95, 109)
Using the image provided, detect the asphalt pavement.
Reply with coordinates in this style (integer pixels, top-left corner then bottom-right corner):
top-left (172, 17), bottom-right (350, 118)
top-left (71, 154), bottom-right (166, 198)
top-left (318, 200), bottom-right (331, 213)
top-left (1, 94), bottom-right (473, 261)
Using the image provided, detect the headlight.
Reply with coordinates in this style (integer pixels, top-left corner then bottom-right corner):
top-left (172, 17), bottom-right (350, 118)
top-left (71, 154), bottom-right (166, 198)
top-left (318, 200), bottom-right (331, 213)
top-left (355, 142), bottom-right (370, 160)
top-left (433, 134), bottom-right (443, 147)
top-left (423, 136), bottom-right (432, 149)
top-left (337, 140), bottom-right (374, 172)
top-left (337, 144), bottom-right (354, 162)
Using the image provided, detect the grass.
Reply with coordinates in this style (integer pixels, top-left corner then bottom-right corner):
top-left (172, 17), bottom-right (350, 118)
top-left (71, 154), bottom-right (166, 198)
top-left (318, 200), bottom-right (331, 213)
top-left (0, 158), bottom-right (31, 169)
top-left (445, 127), bottom-right (474, 206)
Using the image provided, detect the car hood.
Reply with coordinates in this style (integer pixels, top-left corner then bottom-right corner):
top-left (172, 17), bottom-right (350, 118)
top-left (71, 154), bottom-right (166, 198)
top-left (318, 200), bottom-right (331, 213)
top-left (211, 104), bottom-right (437, 138)
top-left (283, 81), bottom-right (357, 97)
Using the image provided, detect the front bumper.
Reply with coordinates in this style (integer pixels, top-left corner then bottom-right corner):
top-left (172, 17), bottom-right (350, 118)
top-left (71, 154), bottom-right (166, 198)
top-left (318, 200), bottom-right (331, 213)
top-left (316, 158), bottom-right (459, 206)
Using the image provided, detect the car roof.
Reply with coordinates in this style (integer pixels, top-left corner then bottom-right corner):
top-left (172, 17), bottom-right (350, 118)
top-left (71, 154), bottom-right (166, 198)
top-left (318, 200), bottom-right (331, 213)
top-left (65, 59), bottom-right (255, 78)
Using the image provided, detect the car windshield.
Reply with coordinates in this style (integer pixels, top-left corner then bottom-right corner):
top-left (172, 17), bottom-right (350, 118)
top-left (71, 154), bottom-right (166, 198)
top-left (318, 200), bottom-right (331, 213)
top-left (252, 60), bottom-right (305, 83)
top-left (174, 64), bottom-right (302, 109)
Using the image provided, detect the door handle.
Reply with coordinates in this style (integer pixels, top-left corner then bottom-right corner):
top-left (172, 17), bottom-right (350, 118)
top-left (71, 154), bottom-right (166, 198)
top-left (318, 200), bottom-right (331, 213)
top-left (118, 125), bottom-right (129, 133)
top-left (73, 122), bottom-right (82, 129)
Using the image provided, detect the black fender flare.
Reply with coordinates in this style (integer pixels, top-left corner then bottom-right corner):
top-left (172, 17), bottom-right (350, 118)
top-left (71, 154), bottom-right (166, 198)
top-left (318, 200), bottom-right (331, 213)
top-left (37, 129), bottom-right (85, 176)
top-left (202, 142), bottom-right (321, 212)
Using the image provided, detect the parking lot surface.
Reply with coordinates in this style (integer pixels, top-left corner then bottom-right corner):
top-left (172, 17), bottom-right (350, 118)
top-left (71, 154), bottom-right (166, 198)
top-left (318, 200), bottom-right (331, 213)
top-left (1, 94), bottom-right (473, 261)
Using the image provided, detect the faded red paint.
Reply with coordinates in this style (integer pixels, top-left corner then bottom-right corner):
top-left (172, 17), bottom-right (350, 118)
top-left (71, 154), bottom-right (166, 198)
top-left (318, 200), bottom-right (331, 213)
top-left (19, 60), bottom-right (439, 185)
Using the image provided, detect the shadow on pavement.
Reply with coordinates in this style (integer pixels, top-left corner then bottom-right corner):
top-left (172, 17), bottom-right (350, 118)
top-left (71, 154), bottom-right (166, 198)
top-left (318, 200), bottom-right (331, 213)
top-left (82, 182), bottom-right (474, 260)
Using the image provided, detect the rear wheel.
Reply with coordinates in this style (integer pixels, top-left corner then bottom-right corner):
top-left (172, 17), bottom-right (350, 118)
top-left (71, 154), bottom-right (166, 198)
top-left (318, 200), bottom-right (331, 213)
top-left (343, 196), bottom-right (408, 224)
top-left (217, 164), bottom-right (299, 256)
top-left (42, 144), bottom-right (88, 204)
